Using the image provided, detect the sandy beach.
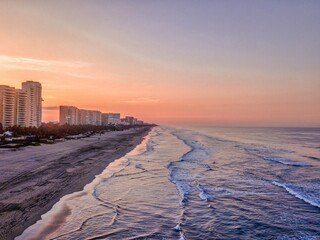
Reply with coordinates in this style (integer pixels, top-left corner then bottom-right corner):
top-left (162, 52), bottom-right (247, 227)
top-left (0, 126), bottom-right (152, 240)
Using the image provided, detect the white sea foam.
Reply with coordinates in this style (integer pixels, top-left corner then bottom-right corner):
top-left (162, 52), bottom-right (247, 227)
top-left (197, 184), bottom-right (213, 201)
top-left (170, 129), bottom-right (214, 163)
top-left (167, 163), bottom-right (189, 205)
top-left (167, 172), bottom-right (192, 206)
top-left (179, 232), bottom-right (187, 240)
top-left (272, 181), bottom-right (320, 208)
top-left (181, 142), bottom-right (209, 161)
top-left (174, 223), bottom-right (181, 231)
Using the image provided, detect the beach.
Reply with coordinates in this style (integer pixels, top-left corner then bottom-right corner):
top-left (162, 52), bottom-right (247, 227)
top-left (0, 126), bottom-right (152, 240)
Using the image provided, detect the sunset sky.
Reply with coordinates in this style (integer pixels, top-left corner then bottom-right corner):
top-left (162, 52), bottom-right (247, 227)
top-left (1, 0), bottom-right (319, 126)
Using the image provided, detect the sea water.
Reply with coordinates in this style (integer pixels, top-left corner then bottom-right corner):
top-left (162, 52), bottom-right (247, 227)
top-left (17, 126), bottom-right (320, 240)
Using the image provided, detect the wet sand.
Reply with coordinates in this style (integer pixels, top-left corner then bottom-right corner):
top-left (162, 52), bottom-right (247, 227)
top-left (0, 126), bottom-right (152, 240)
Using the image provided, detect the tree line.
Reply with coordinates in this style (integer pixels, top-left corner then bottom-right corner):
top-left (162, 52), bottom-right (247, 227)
top-left (0, 122), bottom-right (139, 140)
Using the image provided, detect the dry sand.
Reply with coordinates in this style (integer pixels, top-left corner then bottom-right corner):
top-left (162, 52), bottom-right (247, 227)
top-left (0, 126), bottom-right (152, 240)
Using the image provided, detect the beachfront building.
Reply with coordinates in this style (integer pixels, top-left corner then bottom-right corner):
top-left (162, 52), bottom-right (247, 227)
top-left (125, 116), bottom-right (134, 125)
top-left (125, 116), bottom-right (138, 125)
top-left (78, 109), bottom-right (90, 125)
top-left (22, 81), bottom-right (42, 127)
top-left (90, 110), bottom-right (102, 126)
top-left (120, 118), bottom-right (130, 125)
top-left (14, 89), bottom-right (27, 127)
top-left (122, 116), bottom-right (139, 125)
top-left (59, 106), bottom-right (103, 126)
top-left (0, 85), bottom-right (16, 128)
top-left (59, 106), bottom-right (79, 125)
top-left (102, 113), bottom-right (121, 125)
top-left (137, 120), bottom-right (144, 125)
top-left (79, 109), bottom-right (102, 125)
top-left (0, 82), bottom-right (42, 128)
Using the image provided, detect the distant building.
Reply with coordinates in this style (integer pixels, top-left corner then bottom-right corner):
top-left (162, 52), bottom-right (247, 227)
top-left (15, 89), bottom-right (27, 127)
top-left (61, 108), bottom-right (91, 125)
top-left (59, 106), bottom-right (79, 125)
top-left (79, 109), bottom-right (102, 125)
top-left (136, 120), bottom-right (144, 125)
top-left (79, 109), bottom-right (89, 125)
top-left (125, 116), bottom-right (134, 125)
top-left (91, 110), bottom-right (102, 126)
top-left (102, 113), bottom-right (121, 125)
top-left (120, 118), bottom-right (130, 125)
top-left (22, 81), bottom-right (42, 127)
top-left (0, 85), bottom-right (15, 128)
top-left (124, 116), bottom-right (138, 125)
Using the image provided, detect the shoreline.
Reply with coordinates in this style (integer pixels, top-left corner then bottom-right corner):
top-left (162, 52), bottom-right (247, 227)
top-left (0, 126), bottom-right (152, 240)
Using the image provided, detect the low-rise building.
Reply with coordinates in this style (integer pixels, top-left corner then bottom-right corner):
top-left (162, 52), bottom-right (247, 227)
top-left (102, 113), bottom-right (121, 125)
top-left (123, 116), bottom-right (138, 125)
top-left (136, 120), bottom-right (144, 125)
top-left (120, 118), bottom-right (130, 125)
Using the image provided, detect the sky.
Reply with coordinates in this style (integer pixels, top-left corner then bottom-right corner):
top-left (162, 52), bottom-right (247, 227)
top-left (0, 0), bottom-right (319, 126)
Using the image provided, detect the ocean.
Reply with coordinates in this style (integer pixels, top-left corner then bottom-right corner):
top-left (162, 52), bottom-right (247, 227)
top-left (17, 126), bottom-right (320, 240)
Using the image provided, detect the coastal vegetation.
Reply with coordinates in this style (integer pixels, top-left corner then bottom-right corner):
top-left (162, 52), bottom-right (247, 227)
top-left (0, 123), bottom-right (153, 148)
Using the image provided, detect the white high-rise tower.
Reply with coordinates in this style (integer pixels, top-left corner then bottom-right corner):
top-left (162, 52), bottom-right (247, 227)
top-left (22, 81), bottom-right (42, 127)
top-left (15, 89), bottom-right (27, 127)
top-left (0, 85), bottom-right (15, 128)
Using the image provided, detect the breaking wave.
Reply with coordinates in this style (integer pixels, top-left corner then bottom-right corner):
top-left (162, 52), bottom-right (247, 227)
top-left (272, 181), bottom-right (320, 209)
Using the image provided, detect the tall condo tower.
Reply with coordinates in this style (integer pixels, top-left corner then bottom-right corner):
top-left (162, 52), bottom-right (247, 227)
top-left (22, 81), bottom-right (42, 127)
top-left (0, 85), bottom-right (16, 128)
top-left (14, 89), bottom-right (27, 127)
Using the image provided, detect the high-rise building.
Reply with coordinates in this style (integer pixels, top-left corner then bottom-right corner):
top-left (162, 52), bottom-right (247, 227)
top-left (91, 110), bottom-right (102, 126)
top-left (0, 85), bottom-right (15, 128)
top-left (15, 89), bottom-right (27, 127)
top-left (59, 106), bottom-right (79, 125)
top-left (102, 113), bottom-right (121, 125)
top-left (79, 109), bottom-right (102, 125)
top-left (22, 81), bottom-right (42, 127)
top-left (78, 109), bottom-right (89, 125)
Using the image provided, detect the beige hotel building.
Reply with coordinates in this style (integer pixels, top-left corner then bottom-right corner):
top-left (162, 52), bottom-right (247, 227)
top-left (60, 106), bottom-right (102, 126)
top-left (59, 106), bottom-right (79, 125)
top-left (0, 85), bottom-right (16, 128)
top-left (22, 81), bottom-right (42, 127)
top-left (0, 81), bottom-right (42, 128)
